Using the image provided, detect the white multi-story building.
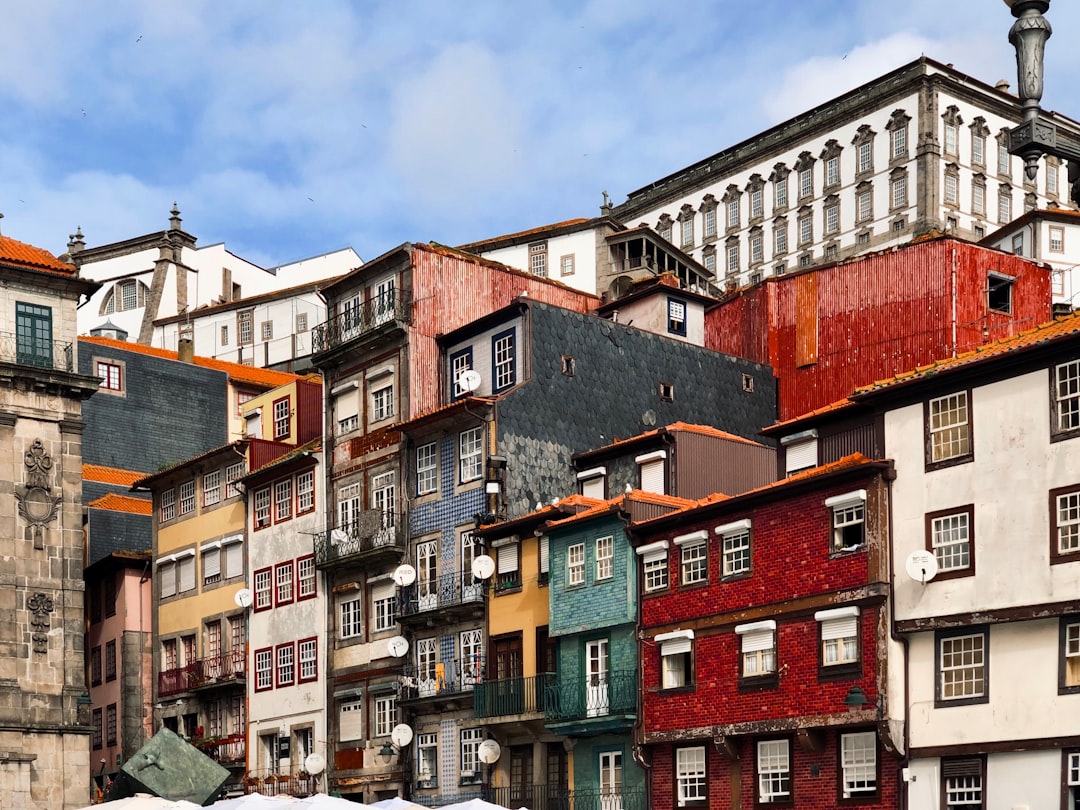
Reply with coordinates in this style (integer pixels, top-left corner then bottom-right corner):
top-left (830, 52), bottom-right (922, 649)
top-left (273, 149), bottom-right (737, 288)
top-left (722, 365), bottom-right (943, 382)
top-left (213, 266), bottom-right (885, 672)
top-left (769, 312), bottom-right (1080, 810)
top-left (611, 57), bottom-right (1080, 291)
top-left (69, 205), bottom-right (360, 365)
top-left (984, 206), bottom-right (1080, 309)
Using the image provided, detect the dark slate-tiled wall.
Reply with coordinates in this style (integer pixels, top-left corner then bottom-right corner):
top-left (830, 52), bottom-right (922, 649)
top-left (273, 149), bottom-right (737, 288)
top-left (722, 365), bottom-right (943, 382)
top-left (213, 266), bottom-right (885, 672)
top-left (497, 302), bottom-right (777, 517)
top-left (80, 343), bottom-right (230, 473)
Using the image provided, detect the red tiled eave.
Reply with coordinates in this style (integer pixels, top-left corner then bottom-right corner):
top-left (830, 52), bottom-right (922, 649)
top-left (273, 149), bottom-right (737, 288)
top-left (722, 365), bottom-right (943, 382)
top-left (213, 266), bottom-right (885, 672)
top-left (0, 234), bottom-right (76, 275)
top-left (83, 464), bottom-right (144, 487)
top-left (87, 493), bottom-right (152, 515)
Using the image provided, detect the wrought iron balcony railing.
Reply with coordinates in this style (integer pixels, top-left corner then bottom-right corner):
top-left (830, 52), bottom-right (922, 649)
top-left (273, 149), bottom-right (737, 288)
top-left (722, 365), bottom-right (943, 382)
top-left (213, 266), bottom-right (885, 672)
top-left (474, 673), bottom-right (554, 719)
top-left (311, 291), bottom-right (412, 355)
top-left (400, 654), bottom-right (484, 700)
top-left (157, 650), bottom-right (245, 697)
top-left (243, 769), bottom-right (319, 797)
top-left (544, 670), bottom-right (638, 723)
top-left (0, 332), bottom-right (74, 372)
top-left (193, 733), bottom-right (245, 765)
top-left (398, 571), bottom-right (487, 618)
top-left (313, 510), bottom-right (406, 568)
top-left (483, 785), bottom-right (647, 810)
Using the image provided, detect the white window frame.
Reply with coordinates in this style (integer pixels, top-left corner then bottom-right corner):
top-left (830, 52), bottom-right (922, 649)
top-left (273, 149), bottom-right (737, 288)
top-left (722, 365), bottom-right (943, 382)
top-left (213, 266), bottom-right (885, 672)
top-left (737, 620), bottom-right (776, 678)
top-left (340, 596), bottom-right (363, 639)
top-left (658, 630), bottom-right (694, 691)
top-left (374, 695), bottom-right (397, 738)
top-left (716, 520), bottom-right (752, 578)
top-left (460, 727), bottom-right (483, 779)
top-left (774, 176), bottom-right (788, 208)
top-left (417, 442), bottom-right (438, 495)
top-left (371, 384), bottom-right (394, 423)
top-left (891, 126), bottom-right (907, 158)
top-left (297, 555), bottom-right (316, 599)
top-left (857, 141), bottom-right (872, 173)
top-left (226, 463), bottom-right (244, 499)
top-left (160, 488), bottom-right (176, 522)
top-left (676, 745), bottom-right (706, 806)
top-left (178, 481), bottom-right (195, 517)
top-left (840, 731), bottom-right (877, 797)
top-left (1056, 360), bottom-right (1080, 433)
top-left (939, 631), bottom-right (986, 701)
top-left (273, 398), bottom-right (290, 439)
top-left (816, 606), bottom-right (860, 667)
top-left (596, 535), bottom-right (614, 580)
top-left (296, 470), bottom-right (314, 513)
top-left (757, 739), bottom-right (790, 803)
top-left (929, 391), bottom-right (970, 463)
top-left (202, 470), bottom-right (221, 507)
top-left (637, 540), bottom-right (669, 593)
top-left (931, 511), bottom-right (972, 573)
top-left (568, 542), bottom-right (585, 587)
top-left (459, 427), bottom-right (483, 483)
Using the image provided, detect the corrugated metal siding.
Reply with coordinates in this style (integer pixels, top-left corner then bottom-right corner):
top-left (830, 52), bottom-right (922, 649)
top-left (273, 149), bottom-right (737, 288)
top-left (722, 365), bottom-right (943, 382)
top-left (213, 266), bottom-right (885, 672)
top-left (704, 286), bottom-right (770, 364)
top-left (820, 423), bottom-right (880, 465)
top-left (407, 247), bottom-right (598, 417)
top-left (705, 239), bottom-right (1052, 421)
top-left (248, 439), bottom-right (293, 472)
top-left (673, 434), bottom-right (776, 499)
top-left (296, 379), bottom-right (323, 443)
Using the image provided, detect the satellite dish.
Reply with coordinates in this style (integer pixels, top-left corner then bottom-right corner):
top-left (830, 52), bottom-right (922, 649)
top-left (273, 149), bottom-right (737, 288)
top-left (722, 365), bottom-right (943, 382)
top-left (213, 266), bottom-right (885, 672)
top-left (234, 588), bottom-right (254, 609)
top-left (471, 555), bottom-right (495, 580)
top-left (457, 369), bottom-right (482, 393)
top-left (391, 724), bottom-right (414, 748)
top-left (304, 753), bottom-right (326, 775)
top-left (905, 550), bottom-right (939, 584)
top-left (387, 636), bottom-right (410, 658)
top-left (477, 739), bottom-right (502, 764)
top-left (330, 528), bottom-right (347, 545)
top-left (392, 564), bottom-right (417, 586)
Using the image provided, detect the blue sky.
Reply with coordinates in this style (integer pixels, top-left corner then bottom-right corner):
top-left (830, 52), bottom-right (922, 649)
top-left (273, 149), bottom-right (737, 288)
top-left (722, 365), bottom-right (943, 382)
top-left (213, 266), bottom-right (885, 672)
top-left (3, 1), bottom-right (1080, 268)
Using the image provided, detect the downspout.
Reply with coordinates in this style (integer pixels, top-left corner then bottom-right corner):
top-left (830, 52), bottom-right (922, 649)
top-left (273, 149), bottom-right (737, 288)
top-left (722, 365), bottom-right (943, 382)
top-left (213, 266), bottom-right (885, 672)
top-left (950, 247), bottom-right (958, 356)
top-left (883, 463), bottom-right (911, 810)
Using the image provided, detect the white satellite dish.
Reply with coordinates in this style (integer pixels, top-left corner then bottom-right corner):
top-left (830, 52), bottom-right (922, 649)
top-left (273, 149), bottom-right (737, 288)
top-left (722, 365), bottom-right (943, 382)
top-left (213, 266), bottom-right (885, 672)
top-left (471, 555), bottom-right (496, 580)
top-left (234, 588), bottom-right (254, 609)
top-left (905, 550), bottom-right (939, 584)
top-left (387, 636), bottom-right (410, 658)
top-left (457, 369), bottom-right (482, 393)
top-left (477, 739), bottom-right (502, 764)
top-left (391, 724), bottom-right (414, 749)
top-left (392, 564), bottom-right (417, 587)
top-left (330, 528), bottom-right (347, 545)
top-left (304, 753), bottom-right (326, 775)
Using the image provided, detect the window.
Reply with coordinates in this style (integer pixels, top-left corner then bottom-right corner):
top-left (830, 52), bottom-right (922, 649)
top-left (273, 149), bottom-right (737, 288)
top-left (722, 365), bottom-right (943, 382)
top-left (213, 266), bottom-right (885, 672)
top-left (637, 540), bottom-right (669, 593)
top-left (106, 703), bottom-right (118, 746)
top-left (972, 132), bottom-right (985, 165)
top-left (750, 231), bottom-right (763, 263)
top-left (667, 299), bottom-right (687, 336)
top-left (202, 470), bottom-right (221, 507)
top-left (816, 607), bottom-right (860, 674)
top-left (998, 140), bottom-right (1011, 174)
top-left (774, 174), bottom-right (788, 209)
top-left (297, 555), bottom-right (316, 599)
top-left (998, 189), bottom-right (1012, 223)
top-left (529, 242), bottom-right (548, 277)
top-left (703, 207), bottom-right (717, 238)
top-left (254, 568), bottom-right (272, 611)
top-left (1048, 160), bottom-right (1059, 195)
top-left (493, 328), bottom-right (516, 391)
top-left (658, 630), bottom-right (694, 691)
top-left (941, 757), bottom-right (984, 809)
top-left (276, 643), bottom-right (295, 687)
top-left (417, 733), bottom-right (438, 786)
top-left (495, 540), bottom-right (521, 591)
top-left (891, 126), bottom-right (907, 158)
top-left (1051, 226), bottom-right (1065, 252)
top-left (756, 739), bottom-right (791, 803)
top-left (568, 543), bottom-right (585, 587)
top-left (827, 490), bottom-right (866, 551)
top-left (596, 535), bottom-right (613, 580)
top-left (91, 645), bottom-right (102, 685)
top-left (726, 242), bottom-right (740, 274)
top-left (936, 627), bottom-right (988, 705)
top-left (160, 488), bottom-right (176, 523)
top-left (179, 555), bottom-right (195, 593)
top-left (825, 156), bottom-right (840, 187)
top-left (1053, 485), bottom-right (1080, 562)
top-left (374, 695), bottom-right (397, 738)
top-left (158, 560), bottom-right (177, 598)
top-left (1060, 618), bottom-right (1080, 692)
top-left (275, 478), bottom-right (292, 522)
top-left (273, 397), bottom-right (290, 439)
top-left (737, 621), bottom-right (776, 683)
top-left (674, 531), bottom-right (707, 586)
top-left (891, 173), bottom-right (908, 208)
top-left (703, 251), bottom-right (716, 274)
top-left (928, 391), bottom-right (971, 465)
top-left (451, 348), bottom-right (473, 399)
top-left (202, 545), bottom-right (221, 585)
top-left (798, 167), bottom-right (813, 199)
top-left (798, 212), bottom-right (812, 245)
top-left (373, 582), bottom-right (396, 632)
top-left (15, 302), bottom-right (53, 368)
top-left (726, 198), bottom-right (740, 229)
top-left (559, 253), bottom-right (575, 276)
top-left (539, 534), bottom-right (550, 586)
top-left (261, 321), bottom-right (273, 341)
top-left (416, 442), bottom-right (437, 495)
top-left (460, 727), bottom-right (483, 780)
top-left (944, 171), bottom-right (959, 205)
top-left (92, 708), bottom-right (103, 749)
top-left (988, 272), bottom-right (1013, 313)
top-left (750, 188), bottom-right (763, 219)
top-left (857, 141), bottom-right (873, 174)
top-left (928, 507), bottom-right (974, 576)
top-left (105, 639), bottom-right (116, 682)
top-left (253, 486), bottom-right (271, 529)
top-left (255, 648), bottom-right (273, 691)
top-left (220, 324), bottom-right (229, 346)
top-left (717, 520), bottom-right (752, 578)
top-left (944, 122), bottom-right (958, 155)
top-left (676, 746), bottom-right (706, 806)
top-left (178, 481), bottom-right (195, 517)
top-left (824, 202), bottom-right (839, 235)
top-left (658, 217), bottom-right (673, 242)
top-left (275, 562), bottom-right (294, 606)
top-left (298, 638), bottom-right (317, 683)
top-left (840, 732), bottom-right (877, 798)
top-left (371, 384), bottom-right (394, 422)
top-left (680, 216), bottom-right (694, 248)
top-left (774, 222), bottom-right (788, 254)
top-left (238, 311), bottom-right (253, 345)
top-left (296, 470), bottom-right (314, 513)
top-left (340, 596), bottom-right (363, 639)
top-left (1055, 360), bottom-right (1080, 437)
top-left (972, 181), bottom-right (986, 216)
top-left (857, 187), bottom-right (872, 222)
top-left (96, 361), bottom-right (122, 392)
top-left (459, 427), bottom-right (483, 483)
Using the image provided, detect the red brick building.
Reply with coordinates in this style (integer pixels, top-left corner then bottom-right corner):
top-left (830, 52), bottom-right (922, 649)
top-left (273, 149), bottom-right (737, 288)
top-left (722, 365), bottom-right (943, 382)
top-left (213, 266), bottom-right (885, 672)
top-left (631, 454), bottom-right (904, 809)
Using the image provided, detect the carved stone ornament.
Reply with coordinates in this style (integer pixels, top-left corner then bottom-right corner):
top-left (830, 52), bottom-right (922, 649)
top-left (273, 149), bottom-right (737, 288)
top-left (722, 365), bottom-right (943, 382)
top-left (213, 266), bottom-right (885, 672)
top-left (15, 439), bottom-right (63, 549)
top-left (27, 591), bottom-right (54, 653)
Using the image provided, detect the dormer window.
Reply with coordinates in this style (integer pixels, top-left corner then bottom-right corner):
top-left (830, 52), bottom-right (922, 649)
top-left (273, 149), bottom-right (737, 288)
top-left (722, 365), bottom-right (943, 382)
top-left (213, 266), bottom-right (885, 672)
top-left (668, 298), bottom-right (687, 336)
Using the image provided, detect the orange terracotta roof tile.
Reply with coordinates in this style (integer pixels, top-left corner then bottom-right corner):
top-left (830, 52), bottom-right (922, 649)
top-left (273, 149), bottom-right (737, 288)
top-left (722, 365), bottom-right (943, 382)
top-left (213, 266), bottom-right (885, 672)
top-left (546, 490), bottom-right (696, 528)
top-left (0, 234), bottom-right (76, 275)
top-left (582, 421), bottom-right (764, 454)
top-left (79, 335), bottom-right (307, 388)
top-left (83, 464), bottom-right (144, 487)
top-left (764, 397), bottom-right (858, 433)
top-left (87, 493), bottom-right (152, 515)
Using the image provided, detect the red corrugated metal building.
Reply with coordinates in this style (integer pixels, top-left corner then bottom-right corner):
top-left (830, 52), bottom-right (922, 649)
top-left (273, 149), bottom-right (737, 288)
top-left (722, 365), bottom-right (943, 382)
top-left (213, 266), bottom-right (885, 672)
top-left (706, 236), bottom-right (1052, 421)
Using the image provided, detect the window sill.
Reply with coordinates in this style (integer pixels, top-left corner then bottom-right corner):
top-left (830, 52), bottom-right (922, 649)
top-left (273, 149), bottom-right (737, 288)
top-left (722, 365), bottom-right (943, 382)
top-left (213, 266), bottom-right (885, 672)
top-left (818, 663), bottom-right (862, 683)
top-left (738, 674), bottom-right (779, 693)
top-left (494, 584), bottom-right (521, 597)
top-left (659, 685), bottom-right (696, 696)
top-left (924, 453), bottom-right (973, 473)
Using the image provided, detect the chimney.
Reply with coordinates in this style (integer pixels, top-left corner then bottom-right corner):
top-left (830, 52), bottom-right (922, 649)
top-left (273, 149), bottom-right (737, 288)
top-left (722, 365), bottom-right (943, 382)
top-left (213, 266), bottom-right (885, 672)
top-left (67, 227), bottom-right (85, 255)
top-left (178, 325), bottom-right (194, 363)
top-left (995, 79), bottom-right (1011, 93)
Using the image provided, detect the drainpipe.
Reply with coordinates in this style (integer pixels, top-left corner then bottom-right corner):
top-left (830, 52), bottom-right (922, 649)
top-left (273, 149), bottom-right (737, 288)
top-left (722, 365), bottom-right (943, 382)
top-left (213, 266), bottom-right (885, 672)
top-left (882, 462), bottom-right (911, 810)
top-left (950, 247), bottom-right (958, 356)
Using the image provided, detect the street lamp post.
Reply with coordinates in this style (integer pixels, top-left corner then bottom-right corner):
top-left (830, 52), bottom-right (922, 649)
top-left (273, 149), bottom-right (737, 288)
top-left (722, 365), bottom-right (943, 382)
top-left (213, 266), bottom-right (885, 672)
top-left (1004, 0), bottom-right (1080, 201)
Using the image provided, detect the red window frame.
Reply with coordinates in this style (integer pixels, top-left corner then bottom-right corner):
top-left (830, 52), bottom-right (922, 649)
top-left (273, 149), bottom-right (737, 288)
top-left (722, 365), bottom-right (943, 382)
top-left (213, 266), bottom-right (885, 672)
top-left (275, 642), bottom-right (295, 688)
top-left (296, 470), bottom-right (315, 514)
top-left (254, 487), bottom-right (271, 529)
top-left (254, 647), bottom-right (274, 692)
top-left (273, 396), bottom-right (291, 439)
top-left (297, 554), bottom-right (317, 601)
top-left (275, 562), bottom-right (294, 607)
top-left (254, 567), bottom-right (273, 612)
top-left (298, 636), bottom-right (318, 683)
top-left (274, 478), bottom-right (293, 523)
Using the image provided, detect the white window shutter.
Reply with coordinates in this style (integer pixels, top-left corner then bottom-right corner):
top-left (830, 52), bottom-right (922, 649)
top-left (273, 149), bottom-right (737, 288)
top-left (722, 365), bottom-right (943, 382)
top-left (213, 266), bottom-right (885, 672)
top-left (203, 548), bottom-right (220, 579)
top-left (785, 438), bottom-right (817, 474)
top-left (371, 582), bottom-right (394, 603)
top-left (179, 556), bottom-right (196, 593)
top-left (225, 542), bottom-right (243, 579)
top-left (160, 562), bottom-right (176, 598)
top-left (581, 476), bottom-right (605, 499)
top-left (539, 536), bottom-right (549, 575)
top-left (740, 629), bottom-right (774, 653)
top-left (339, 700), bottom-right (363, 741)
top-left (820, 616), bottom-right (859, 640)
top-left (639, 458), bottom-right (665, 494)
top-left (661, 637), bottom-right (692, 656)
top-left (497, 543), bottom-right (519, 574)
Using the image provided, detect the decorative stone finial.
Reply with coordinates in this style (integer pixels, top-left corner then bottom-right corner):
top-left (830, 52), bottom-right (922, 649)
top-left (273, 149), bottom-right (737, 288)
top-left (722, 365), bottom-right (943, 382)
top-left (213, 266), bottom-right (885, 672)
top-left (170, 203), bottom-right (182, 230)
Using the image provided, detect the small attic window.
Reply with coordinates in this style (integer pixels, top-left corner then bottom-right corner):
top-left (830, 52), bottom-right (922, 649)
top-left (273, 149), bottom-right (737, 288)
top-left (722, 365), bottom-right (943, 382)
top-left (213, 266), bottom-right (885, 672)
top-left (561, 355), bottom-right (575, 377)
top-left (742, 373), bottom-right (755, 393)
top-left (659, 382), bottom-right (674, 402)
top-left (988, 272), bottom-right (1014, 314)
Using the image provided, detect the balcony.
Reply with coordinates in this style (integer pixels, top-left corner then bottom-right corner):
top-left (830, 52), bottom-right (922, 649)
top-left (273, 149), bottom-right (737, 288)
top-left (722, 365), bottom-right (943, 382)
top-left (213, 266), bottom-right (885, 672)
top-left (313, 511), bottom-right (406, 570)
top-left (484, 786), bottom-right (647, 810)
top-left (398, 572), bottom-right (487, 624)
top-left (474, 673), bottom-right (553, 719)
top-left (400, 655), bottom-right (483, 705)
top-left (157, 651), bottom-right (244, 697)
top-left (544, 670), bottom-right (637, 733)
top-left (243, 769), bottom-right (319, 797)
top-left (0, 332), bottom-right (74, 373)
top-left (193, 733), bottom-right (245, 766)
top-left (311, 292), bottom-right (412, 357)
